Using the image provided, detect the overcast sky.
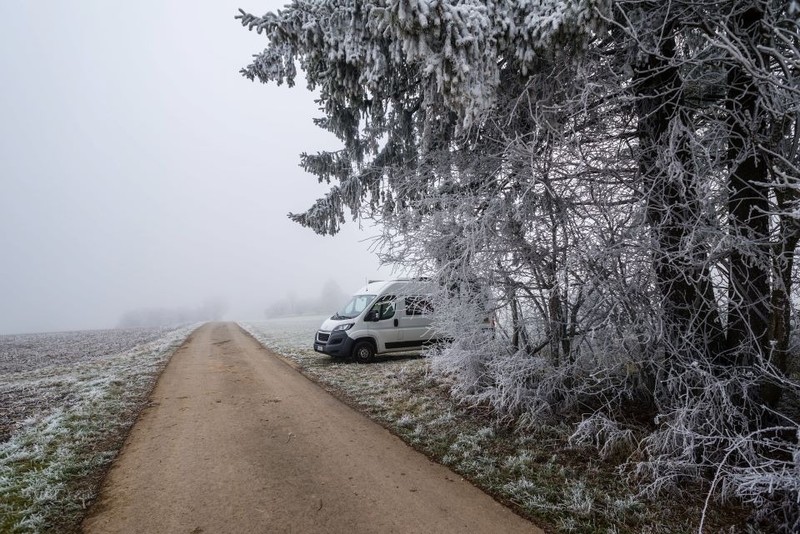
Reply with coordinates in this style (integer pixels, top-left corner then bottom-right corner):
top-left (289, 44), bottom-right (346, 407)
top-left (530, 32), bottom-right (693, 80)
top-left (0, 1), bottom-right (391, 334)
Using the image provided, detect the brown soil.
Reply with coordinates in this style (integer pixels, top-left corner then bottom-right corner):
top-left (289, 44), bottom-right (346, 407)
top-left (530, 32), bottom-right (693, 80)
top-left (83, 322), bottom-right (541, 534)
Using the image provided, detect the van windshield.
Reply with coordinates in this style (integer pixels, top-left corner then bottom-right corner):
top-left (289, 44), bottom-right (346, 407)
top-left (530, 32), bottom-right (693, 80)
top-left (332, 294), bottom-right (376, 320)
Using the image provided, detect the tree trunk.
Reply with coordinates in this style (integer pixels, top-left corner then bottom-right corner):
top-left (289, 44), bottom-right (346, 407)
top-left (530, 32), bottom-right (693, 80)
top-left (725, 4), bottom-right (770, 367)
top-left (769, 212), bottom-right (800, 375)
top-left (548, 281), bottom-right (564, 366)
top-left (634, 29), bottom-right (724, 362)
top-left (764, 210), bottom-right (800, 406)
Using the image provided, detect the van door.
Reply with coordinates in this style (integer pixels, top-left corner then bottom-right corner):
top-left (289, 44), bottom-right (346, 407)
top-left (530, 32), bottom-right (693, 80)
top-left (396, 296), bottom-right (435, 349)
top-left (366, 295), bottom-right (402, 353)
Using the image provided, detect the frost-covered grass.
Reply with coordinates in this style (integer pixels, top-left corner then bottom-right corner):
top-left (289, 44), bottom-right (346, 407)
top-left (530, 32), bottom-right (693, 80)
top-left (241, 319), bottom-right (748, 533)
top-left (0, 325), bottom-right (197, 533)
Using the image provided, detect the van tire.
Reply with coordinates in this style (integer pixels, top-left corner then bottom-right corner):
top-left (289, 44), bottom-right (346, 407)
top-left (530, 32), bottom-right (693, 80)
top-left (352, 341), bottom-right (375, 363)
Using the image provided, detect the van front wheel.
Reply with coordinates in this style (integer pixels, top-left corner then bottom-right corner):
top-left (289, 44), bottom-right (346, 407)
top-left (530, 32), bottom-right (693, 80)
top-left (352, 341), bottom-right (375, 363)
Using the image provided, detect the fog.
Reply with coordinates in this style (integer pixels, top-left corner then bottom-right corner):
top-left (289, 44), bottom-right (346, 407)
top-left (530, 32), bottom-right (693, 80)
top-left (0, 1), bottom-right (392, 334)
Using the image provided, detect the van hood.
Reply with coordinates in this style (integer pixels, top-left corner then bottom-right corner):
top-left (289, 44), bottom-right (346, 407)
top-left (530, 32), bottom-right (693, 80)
top-left (319, 317), bottom-right (356, 332)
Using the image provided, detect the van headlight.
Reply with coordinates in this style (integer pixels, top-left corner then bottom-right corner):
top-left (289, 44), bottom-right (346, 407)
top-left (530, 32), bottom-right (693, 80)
top-left (332, 323), bottom-right (354, 332)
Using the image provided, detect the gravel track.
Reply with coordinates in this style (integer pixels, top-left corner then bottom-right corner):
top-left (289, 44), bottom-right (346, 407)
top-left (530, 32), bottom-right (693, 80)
top-left (83, 322), bottom-right (541, 534)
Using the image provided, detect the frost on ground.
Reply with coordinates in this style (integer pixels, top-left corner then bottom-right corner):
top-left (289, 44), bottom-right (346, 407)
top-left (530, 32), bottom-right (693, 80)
top-left (0, 327), bottom-right (186, 442)
top-left (0, 325), bottom-right (197, 533)
top-left (240, 319), bottom-right (746, 533)
top-left (240, 316), bottom-right (325, 360)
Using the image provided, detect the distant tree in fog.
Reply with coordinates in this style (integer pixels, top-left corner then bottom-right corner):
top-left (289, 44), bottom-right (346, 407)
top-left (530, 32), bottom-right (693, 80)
top-left (319, 279), bottom-right (345, 311)
top-left (198, 298), bottom-right (228, 321)
top-left (264, 278), bottom-right (347, 318)
top-left (118, 298), bottom-right (228, 328)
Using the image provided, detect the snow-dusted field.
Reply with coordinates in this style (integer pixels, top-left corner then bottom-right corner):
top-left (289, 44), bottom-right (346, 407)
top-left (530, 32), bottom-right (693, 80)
top-left (0, 327), bottom-right (183, 375)
top-left (0, 324), bottom-right (197, 532)
top-left (0, 327), bottom-right (191, 441)
top-left (240, 315), bottom-right (324, 358)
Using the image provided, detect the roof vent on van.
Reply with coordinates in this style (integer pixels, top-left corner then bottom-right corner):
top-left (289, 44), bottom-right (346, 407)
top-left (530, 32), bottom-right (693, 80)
top-left (366, 277), bottom-right (432, 285)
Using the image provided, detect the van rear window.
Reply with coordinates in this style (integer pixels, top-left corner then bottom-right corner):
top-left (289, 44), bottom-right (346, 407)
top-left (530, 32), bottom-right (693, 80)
top-left (406, 296), bottom-right (433, 315)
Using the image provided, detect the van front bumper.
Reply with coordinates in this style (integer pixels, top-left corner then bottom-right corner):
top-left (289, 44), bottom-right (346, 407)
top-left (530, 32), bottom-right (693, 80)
top-left (314, 330), bottom-right (354, 358)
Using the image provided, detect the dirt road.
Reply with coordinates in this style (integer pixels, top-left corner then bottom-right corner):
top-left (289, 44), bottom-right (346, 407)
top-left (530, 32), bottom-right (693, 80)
top-left (83, 322), bottom-right (541, 534)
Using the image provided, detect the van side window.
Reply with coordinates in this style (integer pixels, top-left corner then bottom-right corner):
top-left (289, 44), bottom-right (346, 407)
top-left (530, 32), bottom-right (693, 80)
top-left (406, 296), bottom-right (433, 316)
top-left (370, 295), bottom-right (396, 321)
top-left (379, 301), bottom-right (396, 320)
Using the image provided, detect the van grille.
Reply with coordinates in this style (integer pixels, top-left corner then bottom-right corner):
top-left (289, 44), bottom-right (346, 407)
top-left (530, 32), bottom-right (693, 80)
top-left (317, 332), bottom-right (330, 342)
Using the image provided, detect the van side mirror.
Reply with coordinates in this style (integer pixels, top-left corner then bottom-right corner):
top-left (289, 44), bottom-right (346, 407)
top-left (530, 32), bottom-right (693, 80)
top-left (365, 310), bottom-right (379, 322)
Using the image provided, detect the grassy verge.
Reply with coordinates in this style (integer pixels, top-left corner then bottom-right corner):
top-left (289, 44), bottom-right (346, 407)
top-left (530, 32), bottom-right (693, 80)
top-left (0, 325), bottom-right (197, 533)
top-left (242, 319), bottom-right (750, 533)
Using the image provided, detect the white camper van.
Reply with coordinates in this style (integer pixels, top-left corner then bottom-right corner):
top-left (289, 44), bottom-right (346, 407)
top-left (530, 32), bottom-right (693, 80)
top-left (314, 279), bottom-right (438, 362)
